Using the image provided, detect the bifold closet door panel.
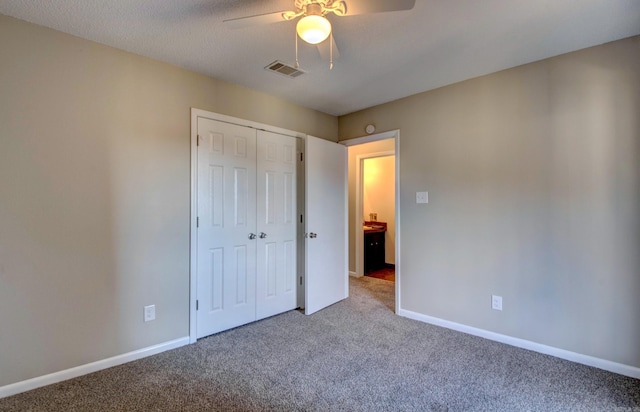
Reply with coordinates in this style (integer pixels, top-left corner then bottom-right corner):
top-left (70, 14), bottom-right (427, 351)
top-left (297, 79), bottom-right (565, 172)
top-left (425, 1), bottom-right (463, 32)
top-left (196, 118), bottom-right (257, 338)
top-left (255, 130), bottom-right (298, 320)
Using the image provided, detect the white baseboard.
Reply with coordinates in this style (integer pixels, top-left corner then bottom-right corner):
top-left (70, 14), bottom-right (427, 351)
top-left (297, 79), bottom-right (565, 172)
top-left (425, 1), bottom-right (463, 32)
top-left (0, 336), bottom-right (190, 399)
top-left (349, 271), bottom-right (362, 278)
top-left (398, 309), bottom-right (640, 380)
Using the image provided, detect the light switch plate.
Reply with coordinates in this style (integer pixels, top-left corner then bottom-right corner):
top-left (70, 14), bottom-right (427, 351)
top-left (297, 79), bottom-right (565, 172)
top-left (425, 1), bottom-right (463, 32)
top-left (416, 191), bottom-right (428, 204)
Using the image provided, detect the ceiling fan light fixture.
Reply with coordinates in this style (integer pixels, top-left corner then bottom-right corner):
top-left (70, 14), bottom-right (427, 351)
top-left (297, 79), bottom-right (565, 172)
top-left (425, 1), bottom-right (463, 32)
top-left (296, 15), bottom-right (331, 44)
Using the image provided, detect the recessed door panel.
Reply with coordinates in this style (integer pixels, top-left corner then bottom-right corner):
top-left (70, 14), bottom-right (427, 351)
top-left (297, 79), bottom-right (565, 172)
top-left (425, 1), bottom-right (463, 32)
top-left (283, 144), bottom-right (294, 164)
top-left (210, 166), bottom-right (224, 227)
top-left (209, 248), bottom-right (223, 312)
top-left (264, 171), bottom-right (276, 225)
top-left (284, 172), bottom-right (294, 224)
top-left (210, 132), bottom-right (223, 154)
top-left (235, 245), bottom-right (247, 305)
top-left (284, 240), bottom-right (295, 293)
top-left (234, 136), bottom-right (247, 157)
top-left (234, 167), bottom-right (248, 227)
top-left (265, 242), bottom-right (277, 298)
top-left (266, 142), bottom-right (278, 162)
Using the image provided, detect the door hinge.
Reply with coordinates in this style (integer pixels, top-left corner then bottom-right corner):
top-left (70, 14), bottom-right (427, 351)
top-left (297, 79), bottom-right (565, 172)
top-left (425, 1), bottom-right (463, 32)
top-left (197, 134), bottom-right (200, 146)
top-left (300, 214), bottom-right (303, 224)
top-left (197, 217), bottom-right (199, 227)
top-left (196, 300), bottom-right (199, 310)
top-left (300, 152), bottom-right (304, 162)
top-left (299, 276), bottom-right (303, 286)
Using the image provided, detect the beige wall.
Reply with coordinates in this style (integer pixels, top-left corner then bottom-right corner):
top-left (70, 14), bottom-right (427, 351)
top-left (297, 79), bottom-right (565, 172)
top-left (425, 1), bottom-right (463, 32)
top-left (340, 36), bottom-right (640, 368)
top-left (363, 156), bottom-right (395, 264)
top-left (347, 139), bottom-right (395, 272)
top-left (0, 14), bottom-right (337, 387)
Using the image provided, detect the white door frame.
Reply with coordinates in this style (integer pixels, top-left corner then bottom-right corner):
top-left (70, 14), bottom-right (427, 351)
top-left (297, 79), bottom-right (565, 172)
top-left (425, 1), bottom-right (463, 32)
top-left (340, 130), bottom-right (401, 313)
top-left (190, 108), bottom-right (305, 343)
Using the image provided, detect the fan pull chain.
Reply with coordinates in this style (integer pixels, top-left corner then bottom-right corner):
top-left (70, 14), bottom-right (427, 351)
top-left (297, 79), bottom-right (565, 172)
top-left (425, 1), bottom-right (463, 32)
top-left (295, 31), bottom-right (300, 69)
top-left (329, 32), bottom-right (333, 70)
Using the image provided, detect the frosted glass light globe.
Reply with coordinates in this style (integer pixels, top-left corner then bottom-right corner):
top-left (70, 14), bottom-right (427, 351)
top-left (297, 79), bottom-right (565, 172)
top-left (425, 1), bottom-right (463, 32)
top-left (296, 15), bottom-right (331, 44)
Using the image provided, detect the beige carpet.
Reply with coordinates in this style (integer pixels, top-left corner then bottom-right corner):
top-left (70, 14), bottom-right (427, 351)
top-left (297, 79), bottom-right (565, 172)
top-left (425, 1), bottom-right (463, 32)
top-left (1, 277), bottom-right (638, 411)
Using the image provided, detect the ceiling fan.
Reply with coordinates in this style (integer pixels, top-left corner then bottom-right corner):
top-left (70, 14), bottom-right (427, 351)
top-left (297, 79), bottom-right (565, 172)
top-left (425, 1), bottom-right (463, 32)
top-left (223, 0), bottom-right (416, 69)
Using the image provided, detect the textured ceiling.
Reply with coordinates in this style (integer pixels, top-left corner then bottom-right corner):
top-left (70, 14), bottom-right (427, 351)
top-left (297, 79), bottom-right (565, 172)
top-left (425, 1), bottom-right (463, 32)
top-left (1, 0), bottom-right (639, 116)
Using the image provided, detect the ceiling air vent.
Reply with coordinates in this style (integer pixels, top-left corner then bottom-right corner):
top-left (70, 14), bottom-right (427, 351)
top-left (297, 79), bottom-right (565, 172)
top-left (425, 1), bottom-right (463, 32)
top-left (265, 60), bottom-right (305, 78)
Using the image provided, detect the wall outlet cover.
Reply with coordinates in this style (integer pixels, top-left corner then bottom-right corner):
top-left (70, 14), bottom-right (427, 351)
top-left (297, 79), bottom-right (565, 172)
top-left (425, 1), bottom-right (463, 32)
top-left (491, 295), bottom-right (503, 311)
top-left (416, 191), bottom-right (428, 204)
top-left (144, 305), bottom-right (156, 322)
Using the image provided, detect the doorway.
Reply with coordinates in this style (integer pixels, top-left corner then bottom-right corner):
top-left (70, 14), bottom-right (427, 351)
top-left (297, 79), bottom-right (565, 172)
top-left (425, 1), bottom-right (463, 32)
top-left (341, 130), bottom-right (400, 313)
top-left (362, 154), bottom-right (395, 282)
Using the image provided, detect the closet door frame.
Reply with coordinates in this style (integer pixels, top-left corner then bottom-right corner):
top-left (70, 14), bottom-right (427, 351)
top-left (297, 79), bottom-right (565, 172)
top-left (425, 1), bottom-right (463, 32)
top-left (189, 109), bottom-right (306, 343)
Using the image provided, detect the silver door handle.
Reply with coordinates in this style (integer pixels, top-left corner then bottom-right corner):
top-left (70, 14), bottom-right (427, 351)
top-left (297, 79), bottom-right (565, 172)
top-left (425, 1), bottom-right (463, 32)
top-left (249, 233), bottom-right (256, 240)
top-left (259, 232), bottom-right (267, 239)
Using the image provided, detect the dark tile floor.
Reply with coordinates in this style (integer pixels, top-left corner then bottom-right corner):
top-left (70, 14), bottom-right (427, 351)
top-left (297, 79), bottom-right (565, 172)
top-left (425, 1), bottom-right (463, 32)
top-left (365, 265), bottom-right (395, 282)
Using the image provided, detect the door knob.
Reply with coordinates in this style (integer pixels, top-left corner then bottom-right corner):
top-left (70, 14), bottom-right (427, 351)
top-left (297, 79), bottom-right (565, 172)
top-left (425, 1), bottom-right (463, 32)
top-left (249, 233), bottom-right (256, 240)
top-left (259, 232), bottom-right (267, 239)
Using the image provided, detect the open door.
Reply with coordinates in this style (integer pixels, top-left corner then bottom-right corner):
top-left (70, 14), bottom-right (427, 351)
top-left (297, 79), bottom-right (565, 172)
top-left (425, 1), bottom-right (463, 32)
top-left (304, 136), bottom-right (348, 315)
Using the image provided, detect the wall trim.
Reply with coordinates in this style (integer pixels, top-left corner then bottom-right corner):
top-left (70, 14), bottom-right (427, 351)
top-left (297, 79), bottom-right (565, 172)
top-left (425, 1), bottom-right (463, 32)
top-left (0, 337), bottom-right (190, 399)
top-left (398, 309), bottom-right (640, 379)
top-left (349, 270), bottom-right (362, 278)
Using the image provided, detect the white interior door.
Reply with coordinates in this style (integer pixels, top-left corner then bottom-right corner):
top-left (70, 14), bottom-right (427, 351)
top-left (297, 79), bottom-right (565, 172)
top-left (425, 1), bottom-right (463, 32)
top-left (196, 118), bottom-right (257, 338)
top-left (255, 130), bottom-right (298, 320)
top-left (305, 136), bottom-right (348, 315)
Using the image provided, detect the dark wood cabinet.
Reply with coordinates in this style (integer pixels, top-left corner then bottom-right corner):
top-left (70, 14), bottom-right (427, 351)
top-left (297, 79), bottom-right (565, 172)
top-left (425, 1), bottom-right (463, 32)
top-left (364, 231), bottom-right (385, 274)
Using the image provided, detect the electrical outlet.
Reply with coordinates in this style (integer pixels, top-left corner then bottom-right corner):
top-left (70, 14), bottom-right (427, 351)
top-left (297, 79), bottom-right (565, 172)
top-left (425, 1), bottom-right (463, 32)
top-left (416, 191), bottom-right (428, 204)
top-left (491, 295), bottom-right (503, 311)
top-left (144, 304), bottom-right (156, 322)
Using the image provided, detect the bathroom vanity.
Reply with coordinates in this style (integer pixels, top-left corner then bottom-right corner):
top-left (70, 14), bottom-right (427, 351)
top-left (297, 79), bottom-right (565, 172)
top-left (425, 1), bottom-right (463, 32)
top-left (363, 221), bottom-right (386, 274)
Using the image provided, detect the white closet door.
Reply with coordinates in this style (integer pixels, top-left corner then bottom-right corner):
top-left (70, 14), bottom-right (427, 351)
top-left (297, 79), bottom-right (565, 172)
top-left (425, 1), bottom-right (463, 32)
top-left (305, 136), bottom-right (348, 315)
top-left (255, 130), bottom-right (298, 320)
top-left (196, 118), bottom-right (257, 338)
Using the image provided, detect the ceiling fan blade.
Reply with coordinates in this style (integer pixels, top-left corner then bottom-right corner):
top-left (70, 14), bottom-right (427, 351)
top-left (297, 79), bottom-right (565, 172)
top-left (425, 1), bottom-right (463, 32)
top-left (341, 0), bottom-right (416, 16)
top-left (317, 35), bottom-right (340, 62)
top-left (223, 11), bottom-right (287, 29)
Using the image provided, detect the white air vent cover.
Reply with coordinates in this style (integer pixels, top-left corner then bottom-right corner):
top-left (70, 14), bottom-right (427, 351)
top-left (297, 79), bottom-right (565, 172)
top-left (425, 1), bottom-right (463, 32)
top-left (265, 61), bottom-right (305, 78)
